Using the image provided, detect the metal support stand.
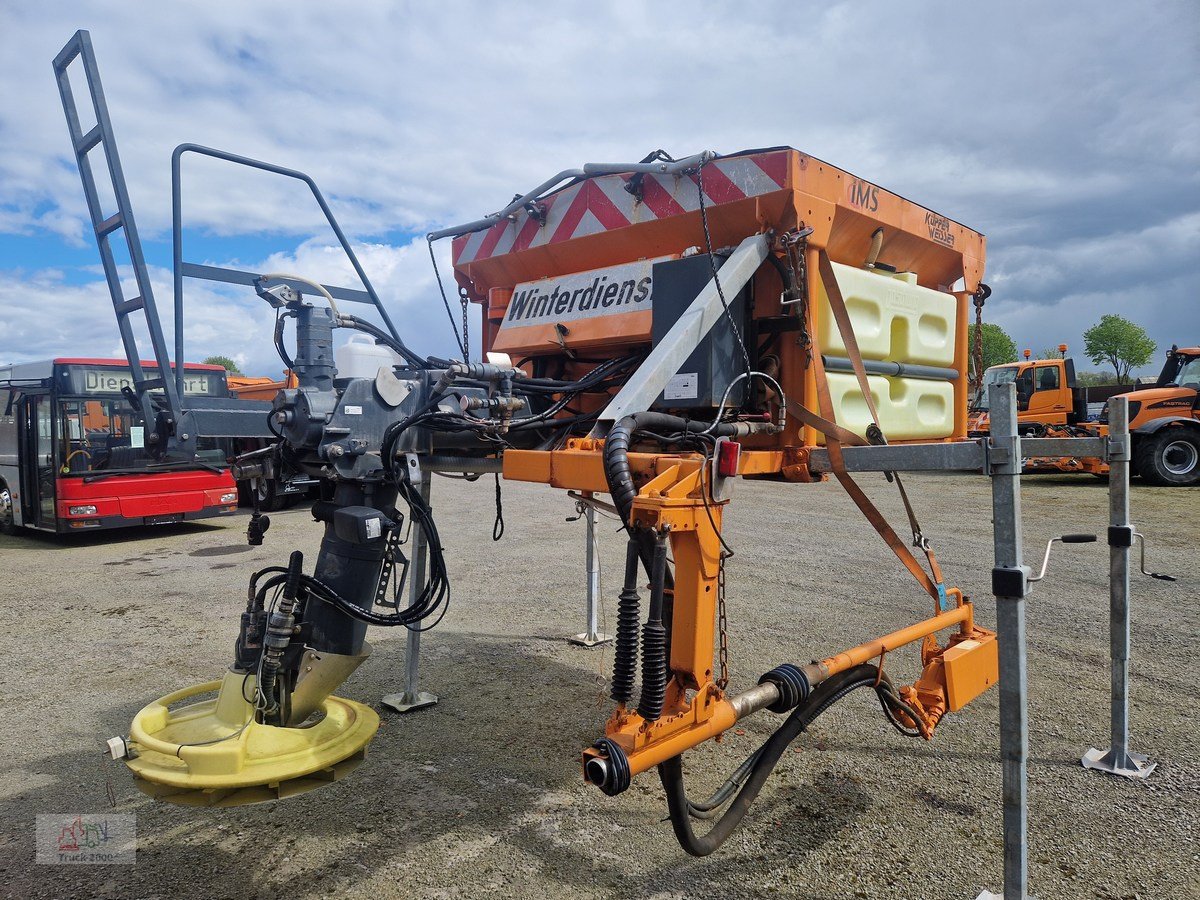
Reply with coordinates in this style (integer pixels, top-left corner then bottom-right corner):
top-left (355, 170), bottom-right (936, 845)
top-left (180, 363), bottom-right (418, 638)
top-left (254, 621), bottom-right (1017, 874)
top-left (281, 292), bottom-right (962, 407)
top-left (1082, 396), bottom-right (1156, 779)
top-left (568, 503), bottom-right (612, 647)
top-left (978, 383), bottom-right (1032, 900)
top-left (382, 472), bottom-right (438, 714)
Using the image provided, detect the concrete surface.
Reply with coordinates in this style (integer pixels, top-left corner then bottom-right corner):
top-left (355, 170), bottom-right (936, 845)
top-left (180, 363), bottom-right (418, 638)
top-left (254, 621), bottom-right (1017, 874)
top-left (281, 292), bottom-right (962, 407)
top-left (0, 472), bottom-right (1196, 899)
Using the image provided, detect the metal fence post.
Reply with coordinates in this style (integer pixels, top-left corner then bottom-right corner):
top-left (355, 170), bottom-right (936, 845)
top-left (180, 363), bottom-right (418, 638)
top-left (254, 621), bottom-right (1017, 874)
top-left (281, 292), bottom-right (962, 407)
top-left (382, 473), bottom-right (438, 714)
top-left (1082, 395), bottom-right (1155, 778)
top-left (978, 382), bottom-right (1031, 900)
top-left (568, 502), bottom-right (612, 647)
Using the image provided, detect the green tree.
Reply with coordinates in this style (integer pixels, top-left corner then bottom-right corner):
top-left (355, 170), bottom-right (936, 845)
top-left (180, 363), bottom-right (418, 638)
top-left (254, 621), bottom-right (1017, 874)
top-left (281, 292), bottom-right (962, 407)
top-left (969, 322), bottom-right (1018, 375)
top-left (203, 355), bottom-right (242, 375)
top-left (1076, 370), bottom-right (1115, 388)
top-left (1082, 314), bottom-right (1156, 384)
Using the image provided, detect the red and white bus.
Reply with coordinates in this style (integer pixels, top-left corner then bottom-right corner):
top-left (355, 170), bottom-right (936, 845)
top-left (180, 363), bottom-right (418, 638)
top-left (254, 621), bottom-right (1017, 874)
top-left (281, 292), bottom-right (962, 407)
top-left (0, 358), bottom-right (239, 533)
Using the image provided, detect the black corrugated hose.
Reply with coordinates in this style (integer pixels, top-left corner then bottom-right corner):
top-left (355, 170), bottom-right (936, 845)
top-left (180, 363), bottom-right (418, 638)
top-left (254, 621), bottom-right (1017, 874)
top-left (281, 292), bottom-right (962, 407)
top-left (603, 412), bottom-right (739, 579)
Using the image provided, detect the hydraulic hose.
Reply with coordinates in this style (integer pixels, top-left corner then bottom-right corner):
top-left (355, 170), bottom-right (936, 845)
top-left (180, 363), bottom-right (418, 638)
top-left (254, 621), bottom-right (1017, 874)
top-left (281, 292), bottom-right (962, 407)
top-left (658, 663), bottom-right (884, 857)
top-left (603, 412), bottom-right (740, 527)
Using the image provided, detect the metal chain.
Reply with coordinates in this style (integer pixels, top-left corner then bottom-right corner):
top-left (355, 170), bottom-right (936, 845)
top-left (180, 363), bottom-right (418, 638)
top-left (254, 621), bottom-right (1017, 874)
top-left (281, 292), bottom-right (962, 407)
top-left (459, 285), bottom-right (471, 363)
top-left (696, 164), bottom-right (752, 374)
top-left (782, 229), bottom-right (811, 360)
top-left (716, 552), bottom-right (730, 691)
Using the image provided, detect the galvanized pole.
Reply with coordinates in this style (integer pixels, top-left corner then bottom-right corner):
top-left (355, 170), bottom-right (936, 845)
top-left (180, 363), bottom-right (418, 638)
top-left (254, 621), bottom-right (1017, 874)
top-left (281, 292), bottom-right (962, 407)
top-left (979, 382), bottom-right (1031, 900)
top-left (1082, 395), bottom-right (1155, 778)
top-left (382, 473), bottom-right (438, 714)
top-left (569, 503), bottom-right (612, 647)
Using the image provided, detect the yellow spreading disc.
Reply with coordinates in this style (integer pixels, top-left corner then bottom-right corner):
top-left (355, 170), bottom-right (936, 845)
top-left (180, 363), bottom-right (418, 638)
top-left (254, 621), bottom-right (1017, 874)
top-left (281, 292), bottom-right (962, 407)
top-left (125, 669), bottom-right (380, 807)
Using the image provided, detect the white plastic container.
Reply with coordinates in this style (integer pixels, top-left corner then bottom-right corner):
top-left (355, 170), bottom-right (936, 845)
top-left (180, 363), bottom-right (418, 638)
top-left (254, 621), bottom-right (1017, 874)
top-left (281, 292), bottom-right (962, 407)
top-left (817, 263), bottom-right (957, 367)
top-left (335, 333), bottom-right (399, 380)
top-left (820, 373), bottom-right (955, 443)
top-left (814, 262), bottom-right (959, 442)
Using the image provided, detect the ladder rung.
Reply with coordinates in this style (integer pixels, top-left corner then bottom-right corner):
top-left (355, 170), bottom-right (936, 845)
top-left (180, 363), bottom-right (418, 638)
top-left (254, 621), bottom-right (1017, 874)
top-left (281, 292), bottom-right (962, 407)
top-left (76, 124), bottom-right (103, 155)
top-left (96, 212), bottom-right (124, 237)
top-left (115, 296), bottom-right (145, 315)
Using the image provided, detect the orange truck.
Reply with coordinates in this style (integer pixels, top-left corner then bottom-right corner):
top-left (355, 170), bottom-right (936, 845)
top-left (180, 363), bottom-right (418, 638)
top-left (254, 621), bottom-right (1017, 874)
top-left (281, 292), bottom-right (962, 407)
top-left (969, 355), bottom-right (1088, 433)
top-left (970, 346), bottom-right (1200, 485)
top-left (1115, 345), bottom-right (1200, 485)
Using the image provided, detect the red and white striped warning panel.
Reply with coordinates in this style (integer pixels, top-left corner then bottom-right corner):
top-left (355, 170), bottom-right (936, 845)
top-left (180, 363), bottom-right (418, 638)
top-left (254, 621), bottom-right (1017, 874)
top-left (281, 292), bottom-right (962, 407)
top-left (453, 151), bottom-right (789, 266)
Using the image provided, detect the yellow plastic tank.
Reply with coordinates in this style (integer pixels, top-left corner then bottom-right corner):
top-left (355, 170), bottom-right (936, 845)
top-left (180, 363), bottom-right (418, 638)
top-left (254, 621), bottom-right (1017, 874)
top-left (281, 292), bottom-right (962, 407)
top-left (816, 263), bottom-right (958, 441)
top-left (821, 373), bottom-right (955, 441)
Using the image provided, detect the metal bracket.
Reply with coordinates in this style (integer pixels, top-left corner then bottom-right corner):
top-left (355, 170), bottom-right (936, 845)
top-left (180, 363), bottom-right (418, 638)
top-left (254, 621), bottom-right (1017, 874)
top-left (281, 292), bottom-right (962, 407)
top-left (402, 452), bottom-right (423, 486)
top-left (991, 566), bottom-right (1029, 599)
top-left (1105, 435), bottom-right (1130, 462)
top-left (987, 434), bottom-right (1020, 475)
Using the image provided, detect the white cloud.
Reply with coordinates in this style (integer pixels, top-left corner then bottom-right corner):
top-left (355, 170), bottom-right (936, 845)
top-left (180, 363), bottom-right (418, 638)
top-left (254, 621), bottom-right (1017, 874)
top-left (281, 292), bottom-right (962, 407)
top-left (0, 237), bottom-right (472, 377)
top-left (0, 1), bottom-right (1197, 375)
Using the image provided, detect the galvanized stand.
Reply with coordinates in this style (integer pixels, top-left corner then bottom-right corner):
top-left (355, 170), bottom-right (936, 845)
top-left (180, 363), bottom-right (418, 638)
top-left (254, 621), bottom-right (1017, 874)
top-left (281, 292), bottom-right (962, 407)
top-left (568, 503), bottom-right (612, 647)
top-left (1082, 396), bottom-right (1156, 779)
top-left (981, 384), bottom-right (1032, 900)
top-left (382, 473), bottom-right (438, 714)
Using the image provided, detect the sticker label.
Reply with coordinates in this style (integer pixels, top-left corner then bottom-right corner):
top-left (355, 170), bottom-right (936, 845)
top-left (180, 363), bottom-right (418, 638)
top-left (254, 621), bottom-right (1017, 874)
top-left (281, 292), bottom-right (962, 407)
top-left (344, 405), bottom-right (363, 415)
top-left (365, 517), bottom-right (381, 540)
top-left (664, 372), bottom-right (699, 400)
top-left (500, 258), bottom-right (666, 331)
top-left (129, 426), bottom-right (144, 449)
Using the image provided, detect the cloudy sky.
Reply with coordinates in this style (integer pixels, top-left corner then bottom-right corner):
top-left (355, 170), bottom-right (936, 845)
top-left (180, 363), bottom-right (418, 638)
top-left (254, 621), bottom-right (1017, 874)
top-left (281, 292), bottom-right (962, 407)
top-left (1, 1), bottom-right (1197, 379)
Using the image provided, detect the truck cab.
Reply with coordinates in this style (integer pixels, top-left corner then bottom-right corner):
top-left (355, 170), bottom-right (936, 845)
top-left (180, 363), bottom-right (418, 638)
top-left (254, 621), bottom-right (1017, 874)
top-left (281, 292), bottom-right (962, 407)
top-left (970, 357), bottom-right (1082, 434)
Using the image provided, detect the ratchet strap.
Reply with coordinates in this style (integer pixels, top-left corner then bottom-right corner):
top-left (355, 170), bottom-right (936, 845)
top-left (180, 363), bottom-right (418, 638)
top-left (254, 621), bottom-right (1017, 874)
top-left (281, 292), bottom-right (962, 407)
top-left (804, 249), bottom-right (949, 609)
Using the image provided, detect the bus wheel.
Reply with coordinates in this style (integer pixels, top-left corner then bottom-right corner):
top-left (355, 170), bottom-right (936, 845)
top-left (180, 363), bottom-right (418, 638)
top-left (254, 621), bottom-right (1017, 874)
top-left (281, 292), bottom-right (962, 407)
top-left (1135, 429), bottom-right (1200, 487)
top-left (0, 483), bottom-right (16, 535)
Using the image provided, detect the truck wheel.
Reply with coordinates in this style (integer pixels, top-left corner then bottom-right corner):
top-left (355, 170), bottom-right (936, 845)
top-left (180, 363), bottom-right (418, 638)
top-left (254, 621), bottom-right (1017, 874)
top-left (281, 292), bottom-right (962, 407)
top-left (256, 478), bottom-right (285, 512)
top-left (0, 482), bottom-right (17, 535)
top-left (1135, 430), bottom-right (1200, 486)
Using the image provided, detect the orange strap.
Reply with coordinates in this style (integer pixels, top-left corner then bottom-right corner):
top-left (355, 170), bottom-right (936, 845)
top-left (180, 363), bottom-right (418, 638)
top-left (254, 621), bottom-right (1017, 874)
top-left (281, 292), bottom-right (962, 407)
top-left (783, 396), bottom-right (868, 448)
top-left (810, 249), bottom-right (947, 607)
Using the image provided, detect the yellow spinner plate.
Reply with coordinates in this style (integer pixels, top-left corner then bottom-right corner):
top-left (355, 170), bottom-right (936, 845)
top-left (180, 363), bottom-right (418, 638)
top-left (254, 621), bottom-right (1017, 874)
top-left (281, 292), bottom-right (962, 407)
top-left (125, 669), bottom-right (380, 807)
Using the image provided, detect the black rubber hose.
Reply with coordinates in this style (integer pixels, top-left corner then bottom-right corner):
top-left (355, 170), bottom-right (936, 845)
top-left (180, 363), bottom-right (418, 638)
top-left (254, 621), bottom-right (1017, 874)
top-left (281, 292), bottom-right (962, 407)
top-left (610, 537), bottom-right (642, 705)
top-left (658, 663), bottom-right (883, 857)
top-left (637, 531), bottom-right (670, 721)
top-left (603, 412), bottom-right (739, 529)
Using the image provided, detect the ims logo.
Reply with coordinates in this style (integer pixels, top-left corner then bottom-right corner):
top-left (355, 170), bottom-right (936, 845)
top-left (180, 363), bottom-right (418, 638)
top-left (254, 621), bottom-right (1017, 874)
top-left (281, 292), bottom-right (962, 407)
top-left (848, 178), bottom-right (879, 212)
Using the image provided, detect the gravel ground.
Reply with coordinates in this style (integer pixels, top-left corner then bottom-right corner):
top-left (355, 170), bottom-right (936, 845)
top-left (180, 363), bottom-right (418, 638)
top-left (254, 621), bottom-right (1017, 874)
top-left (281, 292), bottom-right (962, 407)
top-left (0, 471), bottom-right (1196, 899)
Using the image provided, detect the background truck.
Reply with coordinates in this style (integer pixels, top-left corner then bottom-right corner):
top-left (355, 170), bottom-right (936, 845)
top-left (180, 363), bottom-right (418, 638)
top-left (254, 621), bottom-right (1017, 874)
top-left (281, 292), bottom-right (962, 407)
top-left (1107, 344), bottom-right (1200, 486)
top-left (968, 352), bottom-right (1132, 434)
top-left (969, 356), bottom-right (1083, 433)
top-left (970, 346), bottom-right (1200, 485)
top-left (225, 370), bottom-right (318, 509)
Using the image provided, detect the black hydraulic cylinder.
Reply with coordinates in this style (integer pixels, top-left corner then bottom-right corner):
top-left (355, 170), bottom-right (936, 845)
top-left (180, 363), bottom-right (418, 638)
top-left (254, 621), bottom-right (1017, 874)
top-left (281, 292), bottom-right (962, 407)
top-left (295, 304), bottom-right (336, 392)
top-left (304, 480), bottom-right (398, 655)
